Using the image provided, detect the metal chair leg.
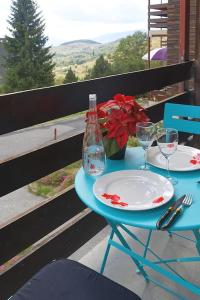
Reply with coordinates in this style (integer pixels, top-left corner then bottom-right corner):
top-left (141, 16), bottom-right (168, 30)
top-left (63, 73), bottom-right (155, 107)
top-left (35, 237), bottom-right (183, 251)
top-left (193, 229), bottom-right (200, 255)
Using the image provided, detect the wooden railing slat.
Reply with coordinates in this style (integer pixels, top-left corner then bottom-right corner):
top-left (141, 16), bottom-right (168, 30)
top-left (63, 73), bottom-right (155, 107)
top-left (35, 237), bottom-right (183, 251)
top-left (0, 62), bottom-right (193, 135)
top-left (0, 133), bottom-right (83, 197)
top-left (0, 188), bottom-right (85, 265)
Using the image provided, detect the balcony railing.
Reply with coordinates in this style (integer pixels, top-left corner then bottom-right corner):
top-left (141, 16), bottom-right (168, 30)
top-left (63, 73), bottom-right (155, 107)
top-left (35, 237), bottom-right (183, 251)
top-left (0, 61), bottom-right (195, 299)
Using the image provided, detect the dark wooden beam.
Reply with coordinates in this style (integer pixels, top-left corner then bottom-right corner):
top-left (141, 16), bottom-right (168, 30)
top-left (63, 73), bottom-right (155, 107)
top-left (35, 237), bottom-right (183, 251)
top-left (150, 18), bottom-right (168, 24)
top-left (149, 23), bottom-right (168, 29)
top-left (193, 0), bottom-right (200, 147)
top-left (179, 0), bottom-right (191, 93)
top-left (148, 0), bottom-right (151, 69)
top-left (150, 3), bottom-right (168, 10)
top-left (0, 133), bottom-right (83, 197)
top-left (150, 11), bottom-right (168, 17)
top-left (194, 0), bottom-right (200, 104)
top-left (179, 0), bottom-right (190, 61)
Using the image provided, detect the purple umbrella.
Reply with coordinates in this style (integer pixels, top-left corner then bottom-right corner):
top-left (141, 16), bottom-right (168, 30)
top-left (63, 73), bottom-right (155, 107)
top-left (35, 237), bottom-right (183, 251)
top-left (142, 47), bottom-right (167, 61)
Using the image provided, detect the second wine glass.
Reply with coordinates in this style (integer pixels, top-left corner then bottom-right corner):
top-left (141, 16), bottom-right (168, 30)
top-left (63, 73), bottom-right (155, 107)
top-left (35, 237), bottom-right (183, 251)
top-left (136, 122), bottom-right (155, 170)
top-left (157, 128), bottom-right (178, 185)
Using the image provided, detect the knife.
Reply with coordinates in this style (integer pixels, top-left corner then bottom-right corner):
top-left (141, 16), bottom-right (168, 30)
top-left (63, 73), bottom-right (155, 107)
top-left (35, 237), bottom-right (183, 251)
top-left (156, 194), bottom-right (186, 230)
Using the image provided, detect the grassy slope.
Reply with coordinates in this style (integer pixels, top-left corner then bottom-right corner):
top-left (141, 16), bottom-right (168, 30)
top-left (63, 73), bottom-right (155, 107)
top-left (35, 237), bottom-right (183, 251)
top-left (52, 40), bottom-right (120, 81)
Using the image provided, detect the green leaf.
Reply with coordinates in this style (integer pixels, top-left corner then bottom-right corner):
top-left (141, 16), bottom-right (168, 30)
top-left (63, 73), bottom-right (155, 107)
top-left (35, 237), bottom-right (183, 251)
top-left (103, 137), bottom-right (120, 157)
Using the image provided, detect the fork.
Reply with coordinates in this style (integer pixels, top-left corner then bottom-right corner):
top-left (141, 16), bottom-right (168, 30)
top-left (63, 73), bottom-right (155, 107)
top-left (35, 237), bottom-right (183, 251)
top-left (180, 194), bottom-right (193, 209)
top-left (161, 194), bottom-right (193, 230)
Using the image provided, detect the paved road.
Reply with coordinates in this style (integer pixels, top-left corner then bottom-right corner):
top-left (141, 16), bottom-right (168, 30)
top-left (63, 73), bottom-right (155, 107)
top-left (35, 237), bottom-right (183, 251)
top-left (0, 116), bottom-right (85, 225)
top-left (0, 186), bottom-right (44, 225)
top-left (0, 115), bottom-right (85, 162)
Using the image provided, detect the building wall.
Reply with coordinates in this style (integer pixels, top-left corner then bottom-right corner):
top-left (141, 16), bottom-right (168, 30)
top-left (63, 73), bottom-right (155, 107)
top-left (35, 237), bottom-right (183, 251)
top-left (167, 0), bottom-right (196, 94)
top-left (167, 0), bottom-right (180, 64)
top-left (167, 0), bottom-right (197, 64)
top-left (189, 0), bottom-right (196, 60)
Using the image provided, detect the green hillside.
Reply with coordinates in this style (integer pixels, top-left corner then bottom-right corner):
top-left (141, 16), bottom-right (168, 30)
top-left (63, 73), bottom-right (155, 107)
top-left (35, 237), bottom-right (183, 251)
top-left (51, 39), bottom-right (120, 81)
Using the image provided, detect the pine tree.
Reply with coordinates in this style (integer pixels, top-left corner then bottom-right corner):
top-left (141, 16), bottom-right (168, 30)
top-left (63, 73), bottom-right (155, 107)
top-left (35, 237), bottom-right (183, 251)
top-left (4, 0), bottom-right (55, 92)
top-left (63, 68), bottom-right (78, 83)
top-left (90, 55), bottom-right (111, 79)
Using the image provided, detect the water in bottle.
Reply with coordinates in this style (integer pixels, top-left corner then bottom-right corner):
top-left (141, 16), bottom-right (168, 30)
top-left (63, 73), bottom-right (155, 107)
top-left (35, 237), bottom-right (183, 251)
top-left (82, 94), bottom-right (106, 176)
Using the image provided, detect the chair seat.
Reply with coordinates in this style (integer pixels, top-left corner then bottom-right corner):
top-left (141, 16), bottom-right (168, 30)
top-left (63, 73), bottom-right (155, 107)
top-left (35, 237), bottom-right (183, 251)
top-left (11, 259), bottom-right (141, 300)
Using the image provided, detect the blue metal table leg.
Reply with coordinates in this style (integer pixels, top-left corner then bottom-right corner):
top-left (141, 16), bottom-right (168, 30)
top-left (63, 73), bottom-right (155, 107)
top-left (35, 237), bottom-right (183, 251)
top-left (136, 229), bottom-right (152, 274)
top-left (193, 229), bottom-right (200, 255)
top-left (143, 229), bottom-right (152, 258)
top-left (100, 220), bottom-right (200, 298)
top-left (108, 220), bottom-right (149, 281)
top-left (168, 230), bottom-right (172, 237)
top-left (100, 228), bottom-right (114, 274)
top-left (110, 239), bottom-right (200, 298)
top-left (120, 224), bottom-right (188, 279)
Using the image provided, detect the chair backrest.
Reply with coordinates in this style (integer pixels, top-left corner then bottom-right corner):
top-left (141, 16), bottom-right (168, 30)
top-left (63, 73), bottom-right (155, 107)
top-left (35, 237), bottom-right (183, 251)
top-left (164, 103), bottom-right (200, 134)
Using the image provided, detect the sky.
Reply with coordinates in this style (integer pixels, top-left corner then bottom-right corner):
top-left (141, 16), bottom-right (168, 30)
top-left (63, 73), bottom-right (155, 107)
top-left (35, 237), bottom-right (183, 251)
top-left (0, 0), bottom-right (163, 46)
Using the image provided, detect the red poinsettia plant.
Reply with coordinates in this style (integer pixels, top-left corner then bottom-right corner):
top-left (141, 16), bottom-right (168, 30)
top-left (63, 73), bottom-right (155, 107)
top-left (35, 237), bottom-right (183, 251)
top-left (97, 93), bottom-right (149, 157)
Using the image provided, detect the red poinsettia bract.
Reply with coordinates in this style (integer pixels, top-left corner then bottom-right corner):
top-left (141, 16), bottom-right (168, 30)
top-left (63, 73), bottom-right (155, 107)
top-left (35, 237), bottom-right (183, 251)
top-left (97, 93), bottom-right (149, 149)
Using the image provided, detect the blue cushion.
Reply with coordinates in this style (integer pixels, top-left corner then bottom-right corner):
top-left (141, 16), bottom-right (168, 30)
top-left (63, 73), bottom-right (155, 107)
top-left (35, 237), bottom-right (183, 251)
top-left (11, 259), bottom-right (141, 300)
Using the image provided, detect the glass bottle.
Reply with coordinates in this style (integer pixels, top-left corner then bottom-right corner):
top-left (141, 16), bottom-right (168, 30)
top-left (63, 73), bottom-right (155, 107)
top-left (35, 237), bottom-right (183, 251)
top-left (82, 94), bottom-right (106, 176)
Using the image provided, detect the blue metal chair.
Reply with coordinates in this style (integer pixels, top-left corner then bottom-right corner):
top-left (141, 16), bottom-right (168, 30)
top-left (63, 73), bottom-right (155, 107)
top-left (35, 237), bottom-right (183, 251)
top-left (163, 102), bottom-right (200, 255)
top-left (164, 103), bottom-right (200, 135)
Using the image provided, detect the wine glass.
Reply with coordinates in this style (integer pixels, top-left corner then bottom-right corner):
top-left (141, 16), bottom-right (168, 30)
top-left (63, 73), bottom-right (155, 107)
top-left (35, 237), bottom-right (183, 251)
top-left (136, 122), bottom-right (155, 170)
top-left (157, 128), bottom-right (178, 185)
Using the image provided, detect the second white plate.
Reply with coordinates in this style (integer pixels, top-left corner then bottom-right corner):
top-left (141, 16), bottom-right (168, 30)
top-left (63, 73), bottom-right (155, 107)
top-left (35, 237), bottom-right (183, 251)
top-left (93, 170), bottom-right (174, 211)
top-left (147, 145), bottom-right (200, 171)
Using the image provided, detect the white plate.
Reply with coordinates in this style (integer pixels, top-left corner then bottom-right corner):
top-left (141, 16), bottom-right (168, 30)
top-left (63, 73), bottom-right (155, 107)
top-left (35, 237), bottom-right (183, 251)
top-left (147, 145), bottom-right (200, 171)
top-left (93, 170), bottom-right (174, 211)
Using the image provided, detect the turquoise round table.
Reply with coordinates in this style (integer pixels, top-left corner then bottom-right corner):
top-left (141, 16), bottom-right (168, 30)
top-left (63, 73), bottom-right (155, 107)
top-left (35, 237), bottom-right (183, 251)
top-left (75, 147), bottom-right (200, 299)
top-left (75, 147), bottom-right (200, 231)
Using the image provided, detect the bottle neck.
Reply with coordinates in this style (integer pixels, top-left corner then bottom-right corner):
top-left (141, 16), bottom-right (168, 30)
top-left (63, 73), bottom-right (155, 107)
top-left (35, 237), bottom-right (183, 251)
top-left (88, 95), bottom-right (98, 124)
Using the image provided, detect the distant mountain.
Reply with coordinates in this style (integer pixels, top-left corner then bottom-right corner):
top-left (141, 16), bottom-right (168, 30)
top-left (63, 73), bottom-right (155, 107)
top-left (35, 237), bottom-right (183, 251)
top-left (61, 39), bottom-right (100, 46)
top-left (52, 39), bottom-right (120, 67)
top-left (59, 31), bottom-right (136, 47)
top-left (93, 30), bottom-right (135, 43)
